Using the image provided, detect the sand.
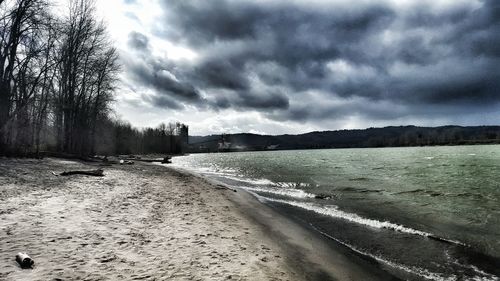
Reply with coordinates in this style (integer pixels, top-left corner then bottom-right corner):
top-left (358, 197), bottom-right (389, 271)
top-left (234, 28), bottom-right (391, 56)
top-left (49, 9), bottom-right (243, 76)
top-left (0, 158), bottom-right (394, 281)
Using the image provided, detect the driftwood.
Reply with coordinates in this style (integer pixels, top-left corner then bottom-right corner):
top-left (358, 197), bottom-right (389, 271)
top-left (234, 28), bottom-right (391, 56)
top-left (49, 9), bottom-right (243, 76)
top-left (60, 169), bottom-right (104, 177)
top-left (123, 158), bottom-right (161, 163)
top-left (122, 156), bottom-right (171, 164)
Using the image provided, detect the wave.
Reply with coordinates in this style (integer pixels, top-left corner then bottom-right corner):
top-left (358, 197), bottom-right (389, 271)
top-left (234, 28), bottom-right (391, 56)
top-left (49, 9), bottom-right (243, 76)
top-left (394, 189), bottom-right (488, 200)
top-left (261, 197), bottom-right (466, 246)
top-left (223, 175), bottom-right (275, 186)
top-left (394, 189), bottom-right (443, 197)
top-left (181, 166), bottom-right (321, 199)
top-left (394, 189), bottom-right (426, 194)
top-left (193, 170), bottom-right (276, 186)
top-left (348, 177), bottom-right (370, 181)
top-left (311, 225), bottom-right (498, 281)
top-left (182, 164), bottom-right (314, 189)
top-left (273, 182), bottom-right (313, 189)
top-left (335, 186), bottom-right (383, 193)
top-left (311, 224), bottom-right (456, 281)
top-left (241, 186), bottom-right (316, 199)
top-left (221, 175), bottom-right (313, 190)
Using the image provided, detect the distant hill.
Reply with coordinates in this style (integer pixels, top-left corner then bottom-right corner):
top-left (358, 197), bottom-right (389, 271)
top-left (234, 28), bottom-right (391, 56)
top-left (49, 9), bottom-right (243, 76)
top-left (188, 125), bottom-right (500, 153)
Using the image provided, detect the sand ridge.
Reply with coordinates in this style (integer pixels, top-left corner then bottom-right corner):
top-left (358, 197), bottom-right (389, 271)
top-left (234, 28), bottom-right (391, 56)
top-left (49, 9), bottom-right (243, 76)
top-left (0, 158), bottom-right (300, 280)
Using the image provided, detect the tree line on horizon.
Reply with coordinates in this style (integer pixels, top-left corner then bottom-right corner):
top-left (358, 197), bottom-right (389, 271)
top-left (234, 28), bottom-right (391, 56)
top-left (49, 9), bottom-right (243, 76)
top-left (0, 0), bottom-right (187, 157)
top-left (189, 126), bottom-right (500, 152)
top-left (103, 120), bottom-right (189, 156)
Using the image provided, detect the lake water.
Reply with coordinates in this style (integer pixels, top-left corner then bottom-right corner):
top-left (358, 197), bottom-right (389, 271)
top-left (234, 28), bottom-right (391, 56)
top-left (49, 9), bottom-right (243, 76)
top-left (171, 145), bottom-right (500, 280)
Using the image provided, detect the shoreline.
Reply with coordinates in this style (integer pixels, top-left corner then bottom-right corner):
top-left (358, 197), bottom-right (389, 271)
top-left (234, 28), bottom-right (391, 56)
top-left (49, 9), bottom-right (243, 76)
top-left (0, 158), bottom-right (396, 280)
top-left (165, 164), bottom-right (400, 280)
top-left (170, 147), bottom-right (500, 281)
top-left (221, 180), bottom-right (400, 281)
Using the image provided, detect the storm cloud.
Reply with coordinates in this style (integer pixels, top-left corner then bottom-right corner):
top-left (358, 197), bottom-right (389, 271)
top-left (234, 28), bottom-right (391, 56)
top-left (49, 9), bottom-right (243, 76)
top-left (128, 31), bottom-right (149, 51)
top-left (122, 0), bottom-right (500, 128)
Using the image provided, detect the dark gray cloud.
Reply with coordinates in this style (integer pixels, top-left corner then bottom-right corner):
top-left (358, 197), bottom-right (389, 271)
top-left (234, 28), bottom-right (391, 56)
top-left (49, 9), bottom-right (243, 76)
top-left (194, 59), bottom-right (249, 91)
top-left (128, 31), bottom-right (149, 51)
top-left (130, 61), bottom-right (201, 102)
top-left (124, 0), bottom-right (500, 125)
top-left (123, 43), bottom-right (203, 109)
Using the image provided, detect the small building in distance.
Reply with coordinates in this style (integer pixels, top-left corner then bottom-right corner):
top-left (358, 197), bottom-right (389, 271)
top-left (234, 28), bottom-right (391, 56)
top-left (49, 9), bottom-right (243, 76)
top-left (178, 124), bottom-right (189, 153)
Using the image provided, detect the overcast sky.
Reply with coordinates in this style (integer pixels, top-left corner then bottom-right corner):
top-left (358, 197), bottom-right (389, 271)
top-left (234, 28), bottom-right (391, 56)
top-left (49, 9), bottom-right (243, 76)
top-left (95, 0), bottom-right (500, 135)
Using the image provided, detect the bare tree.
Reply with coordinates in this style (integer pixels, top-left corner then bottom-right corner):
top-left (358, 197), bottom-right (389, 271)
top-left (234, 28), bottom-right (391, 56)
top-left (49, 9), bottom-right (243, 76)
top-left (53, 0), bottom-right (119, 155)
top-left (0, 0), bottom-right (51, 154)
top-left (0, 0), bottom-right (120, 156)
top-left (0, 0), bottom-right (188, 157)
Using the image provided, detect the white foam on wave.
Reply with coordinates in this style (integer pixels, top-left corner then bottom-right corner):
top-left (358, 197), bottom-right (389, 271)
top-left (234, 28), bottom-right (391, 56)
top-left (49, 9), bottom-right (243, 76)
top-left (196, 167), bottom-right (217, 173)
top-left (241, 186), bottom-right (315, 199)
top-left (316, 225), bottom-right (498, 281)
top-left (182, 165), bottom-right (316, 199)
top-left (311, 225), bottom-right (459, 281)
top-left (215, 168), bottom-right (238, 173)
top-left (223, 175), bottom-right (275, 186)
top-left (263, 197), bottom-right (432, 235)
top-left (273, 182), bottom-right (312, 189)
top-left (446, 252), bottom-right (500, 281)
top-left (261, 197), bottom-right (466, 246)
top-left (177, 164), bottom-right (313, 192)
top-left (183, 167), bottom-right (247, 181)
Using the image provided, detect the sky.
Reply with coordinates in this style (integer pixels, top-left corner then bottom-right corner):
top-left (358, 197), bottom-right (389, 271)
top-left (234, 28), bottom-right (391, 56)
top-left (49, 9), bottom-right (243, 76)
top-left (94, 0), bottom-right (500, 136)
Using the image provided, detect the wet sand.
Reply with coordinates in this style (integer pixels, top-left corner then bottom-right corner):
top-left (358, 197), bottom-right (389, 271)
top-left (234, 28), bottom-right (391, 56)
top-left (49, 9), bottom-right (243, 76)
top-left (0, 158), bottom-right (394, 280)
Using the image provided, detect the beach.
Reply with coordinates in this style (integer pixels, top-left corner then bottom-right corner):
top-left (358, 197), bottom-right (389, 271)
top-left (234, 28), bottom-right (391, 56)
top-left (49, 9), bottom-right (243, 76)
top-left (0, 158), bottom-right (394, 281)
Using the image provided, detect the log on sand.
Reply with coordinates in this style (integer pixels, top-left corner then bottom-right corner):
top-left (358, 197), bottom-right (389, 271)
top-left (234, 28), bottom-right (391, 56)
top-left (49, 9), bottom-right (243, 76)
top-left (123, 157), bottom-right (171, 164)
top-left (60, 169), bottom-right (104, 177)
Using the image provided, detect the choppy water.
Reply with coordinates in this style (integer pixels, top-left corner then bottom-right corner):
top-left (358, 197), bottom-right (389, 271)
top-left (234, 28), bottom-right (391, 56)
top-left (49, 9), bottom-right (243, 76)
top-left (171, 145), bottom-right (500, 280)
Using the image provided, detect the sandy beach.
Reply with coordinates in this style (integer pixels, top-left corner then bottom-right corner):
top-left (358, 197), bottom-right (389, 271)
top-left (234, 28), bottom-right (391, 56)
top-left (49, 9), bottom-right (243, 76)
top-left (0, 158), bottom-right (394, 281)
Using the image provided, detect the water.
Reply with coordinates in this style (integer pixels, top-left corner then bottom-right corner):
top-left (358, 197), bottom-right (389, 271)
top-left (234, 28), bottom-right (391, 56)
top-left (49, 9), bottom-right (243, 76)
top-left (171, 145), bottom-right (500, 280)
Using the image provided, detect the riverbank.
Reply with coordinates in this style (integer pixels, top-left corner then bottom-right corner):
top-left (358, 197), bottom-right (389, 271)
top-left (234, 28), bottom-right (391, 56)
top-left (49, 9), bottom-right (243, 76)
top-left (0, 158), bottom-right (395, 280)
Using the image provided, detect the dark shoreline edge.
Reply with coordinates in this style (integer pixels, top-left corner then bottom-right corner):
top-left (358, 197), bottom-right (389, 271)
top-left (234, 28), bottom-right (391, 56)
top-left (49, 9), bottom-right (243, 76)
top-left (163, 164), bottom-right (401, 281)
